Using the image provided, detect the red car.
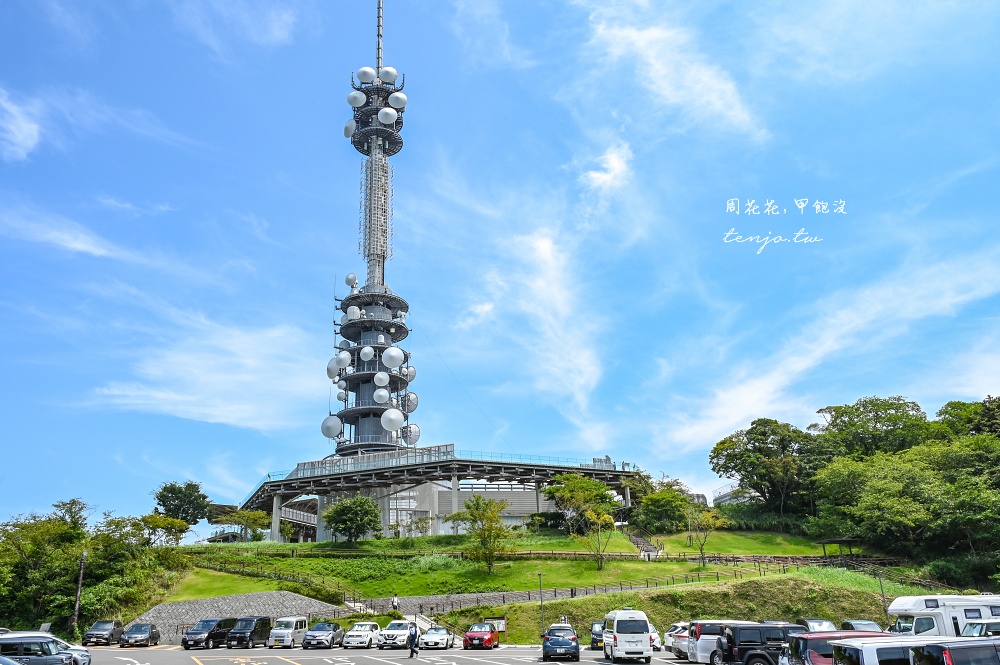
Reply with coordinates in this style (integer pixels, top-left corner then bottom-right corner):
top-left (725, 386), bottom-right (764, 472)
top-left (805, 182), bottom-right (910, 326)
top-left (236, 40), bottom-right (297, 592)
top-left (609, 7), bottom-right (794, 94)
top-left (464, 623), bottom-right (500, 650)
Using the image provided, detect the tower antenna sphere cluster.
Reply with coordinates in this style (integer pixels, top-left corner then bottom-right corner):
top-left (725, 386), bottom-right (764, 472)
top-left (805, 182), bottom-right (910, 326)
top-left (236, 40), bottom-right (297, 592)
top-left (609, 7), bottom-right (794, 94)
top-left (322, 0), bottom-right (418, 456)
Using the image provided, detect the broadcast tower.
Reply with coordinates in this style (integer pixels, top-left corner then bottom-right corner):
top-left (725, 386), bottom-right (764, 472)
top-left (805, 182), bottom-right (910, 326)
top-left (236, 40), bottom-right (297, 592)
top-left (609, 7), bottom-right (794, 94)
top-left (321, 1), bottom-right (419, 456)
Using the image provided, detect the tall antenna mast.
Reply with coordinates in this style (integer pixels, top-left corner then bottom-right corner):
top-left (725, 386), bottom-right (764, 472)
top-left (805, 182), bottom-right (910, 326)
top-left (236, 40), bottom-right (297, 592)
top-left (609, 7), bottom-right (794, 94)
top-left (376, 0), bottom-right (383, 71)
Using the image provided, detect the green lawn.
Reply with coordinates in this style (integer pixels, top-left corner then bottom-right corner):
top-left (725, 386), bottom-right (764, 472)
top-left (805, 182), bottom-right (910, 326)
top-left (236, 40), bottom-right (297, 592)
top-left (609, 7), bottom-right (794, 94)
top-left (167, 568), bottom-right (285, 601)
top-left (654, 530), bottom-right (828, 555)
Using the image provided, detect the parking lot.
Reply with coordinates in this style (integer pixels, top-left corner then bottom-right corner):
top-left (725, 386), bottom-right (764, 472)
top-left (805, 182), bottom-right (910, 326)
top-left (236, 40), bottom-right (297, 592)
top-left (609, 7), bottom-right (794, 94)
top-left (88, 644), bottom-right (684, 665)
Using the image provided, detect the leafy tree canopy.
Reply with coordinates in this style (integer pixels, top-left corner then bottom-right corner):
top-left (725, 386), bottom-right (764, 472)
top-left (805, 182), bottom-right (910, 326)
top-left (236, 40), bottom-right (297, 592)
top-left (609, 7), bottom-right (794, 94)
top-left (153, 481), bottom-right (211, 526)
top-left (444, 495), bottom-right (515, 573)
top-left (542, 473), bottom-right (618, 534)
top-left (809, 395), bottom-right (929, 457)
top-left (633, 485), bottom-right (690, 534)
top-left (216, 509), bottom-right (271, 542)
top-left (322, 494), bottom-right (382, 548)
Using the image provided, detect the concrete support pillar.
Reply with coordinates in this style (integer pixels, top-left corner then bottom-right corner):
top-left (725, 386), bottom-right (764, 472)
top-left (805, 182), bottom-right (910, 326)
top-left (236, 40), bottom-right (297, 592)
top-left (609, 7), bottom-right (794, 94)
top-left (535, 480), bottom-right (542, 514)
top-left (623, 485), bottom-right (631, 508)
top-left (316, 495), bottom-right (333, 542)
top-left (451, 474), bottom-right (459, 534)
top-left (378, 487), bottom-right (391, 536)
top-left (270, 494), bottom-right (283, 542)
top-left (431, 482), bottom-right (439, 535)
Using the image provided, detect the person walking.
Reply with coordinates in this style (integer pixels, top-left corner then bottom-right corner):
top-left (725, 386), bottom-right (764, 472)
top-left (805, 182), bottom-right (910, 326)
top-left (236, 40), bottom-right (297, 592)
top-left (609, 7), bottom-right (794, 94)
top-left (392, 593), bottom-right (400, 612)
top-left (407, 621), bottom-right (419, 658)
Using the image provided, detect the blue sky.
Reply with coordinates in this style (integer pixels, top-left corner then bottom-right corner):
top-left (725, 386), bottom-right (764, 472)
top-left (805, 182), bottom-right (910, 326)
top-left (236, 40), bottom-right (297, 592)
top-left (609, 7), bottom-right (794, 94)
top-left (2, 0), bottom-right (999, 531)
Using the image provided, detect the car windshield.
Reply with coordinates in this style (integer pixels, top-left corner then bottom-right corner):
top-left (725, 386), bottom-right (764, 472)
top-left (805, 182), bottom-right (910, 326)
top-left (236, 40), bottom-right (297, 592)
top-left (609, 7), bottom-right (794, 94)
top-left (349, 624), bottom-right (374, 632)
top-left (234, 620), bottom-right (255, 630)
top-left (311, 624), bottom-right (333, 632)
top-left (386, 622), bottom-right (409, 631)
top-left (593, 623), bottom-right (604, 632)
top-left (92, 623), bottom-right (114, 630)
top-left (426, 628), bottom-right (447, 635)
top-left (616, 620), bottom-right (649, 634)
top-left (125, 626), bottom-right (149, 634)
top-left (275, 621), bottom-right (294, 630)
top-left (894, 617), bottom-right (914, 633)
top-left (192, 621), bottom-right (216, 631)
top-left (469, 624), bottom-right (492, 632)
top-left (548, 629), bottom-right (575, 638)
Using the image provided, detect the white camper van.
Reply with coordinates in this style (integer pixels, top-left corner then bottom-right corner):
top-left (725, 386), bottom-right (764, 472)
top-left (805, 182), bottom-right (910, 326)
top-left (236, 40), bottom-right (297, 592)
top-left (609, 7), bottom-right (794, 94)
top-left (886, 595), bottom-right (1000, 637)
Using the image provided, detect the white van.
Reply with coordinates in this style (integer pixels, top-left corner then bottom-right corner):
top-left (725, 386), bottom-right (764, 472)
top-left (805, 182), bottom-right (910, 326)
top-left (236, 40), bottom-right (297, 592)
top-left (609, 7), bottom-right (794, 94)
top-left (830, 634), bottom-right (954, 665)
top-left (268, 616), bottom-right (308, 649)
top-left (887, 596), bottom-right (1000, 637)
top-left (603, 608), bottom-right (653, 663)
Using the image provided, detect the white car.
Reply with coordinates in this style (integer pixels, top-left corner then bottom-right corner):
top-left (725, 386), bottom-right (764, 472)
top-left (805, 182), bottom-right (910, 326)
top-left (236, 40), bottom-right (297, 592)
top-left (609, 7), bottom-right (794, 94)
top-left (419, 627), bottom-right (455, 650)
top-left (664, 623), bottom-right (688, 651)
top-left (342, 622), bottom-right (380, 649)
top-left (377, 621), bottom-right (413, 650)
top-left (649, 624), bottom-right (661, 651)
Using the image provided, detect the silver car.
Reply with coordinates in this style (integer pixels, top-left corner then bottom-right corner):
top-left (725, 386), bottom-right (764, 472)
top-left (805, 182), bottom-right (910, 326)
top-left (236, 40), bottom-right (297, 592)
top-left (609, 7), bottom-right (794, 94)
top-left (0, 634), bottom-right (89, 665)
top-left (418, 627), bottom-right (454, 650)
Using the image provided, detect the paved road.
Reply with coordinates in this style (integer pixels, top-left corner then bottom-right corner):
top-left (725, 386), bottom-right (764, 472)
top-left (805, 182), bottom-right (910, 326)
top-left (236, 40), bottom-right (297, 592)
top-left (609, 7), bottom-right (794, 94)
top-left (88, 644), bottom-right (684, 665)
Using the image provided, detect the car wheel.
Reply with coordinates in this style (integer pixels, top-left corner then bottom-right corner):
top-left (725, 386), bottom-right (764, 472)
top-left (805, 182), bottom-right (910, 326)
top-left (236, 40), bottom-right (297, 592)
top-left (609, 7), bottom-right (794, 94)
top-left (712, 652), bottom-right (723, 665)
top-left (183, 646), bottom-right (189, 651)
top-left (268, 645), bottom-right (273, 649)
top-left (543, 656), bottom-right (550, 662)
top-left (290, 640), bottom-right (295, 649)
top-left (645, 658), bottom-right (651, 664)
top-left (378, 645), bottom-right (384, 650)
top-left (226, 645), bottom-right (231, 650)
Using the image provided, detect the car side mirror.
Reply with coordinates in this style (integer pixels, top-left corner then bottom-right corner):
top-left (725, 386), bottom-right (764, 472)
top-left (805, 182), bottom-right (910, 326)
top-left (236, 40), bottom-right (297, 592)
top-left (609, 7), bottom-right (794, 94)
top-left (541, 634), bottom-right (546, 638)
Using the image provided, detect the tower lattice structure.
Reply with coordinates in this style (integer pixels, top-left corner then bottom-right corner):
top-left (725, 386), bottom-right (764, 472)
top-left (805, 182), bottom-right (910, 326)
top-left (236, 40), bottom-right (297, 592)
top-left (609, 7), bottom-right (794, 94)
top-left (321, 1), bottom-right (419, 456)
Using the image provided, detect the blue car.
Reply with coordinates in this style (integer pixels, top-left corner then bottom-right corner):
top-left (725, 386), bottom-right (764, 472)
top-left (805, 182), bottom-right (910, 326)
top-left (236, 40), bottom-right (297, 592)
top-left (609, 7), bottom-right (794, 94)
top-left (542, 624), bottom-right (580, 662)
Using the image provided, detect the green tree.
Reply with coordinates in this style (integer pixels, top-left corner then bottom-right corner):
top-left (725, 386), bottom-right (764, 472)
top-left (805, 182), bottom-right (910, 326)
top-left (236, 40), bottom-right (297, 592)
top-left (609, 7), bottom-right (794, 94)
top-left (409, 515), bottom-right (433, 537)
top-left (322, 494), bottom-right (382, 547)
top-left (633, 485), bottom-right (691, 534)
top-left (542, 473), bottom-right (618, 534)
top-left (809, 395), bottom-right (929, 457)
top-left (153, 481), bottom-right (211, 525)
top-left (936, 400), bottom-right (984, 437)
top-left (216, 509), bottom-right (270, 542)
top-left (139, 513), bottom-right (189, 546)
top-left (279, 520), bottom-right (296, 543)
top-left (971, 395), bottom-right (1000, 436)
top-left (444, 495), bottom-right (515, 574)
top-left (709, 418), bottom-right (813, 515)
top-left (572, 509), bottom-right (616, 570)
top-left (688, 507), bottom-right (728, 566)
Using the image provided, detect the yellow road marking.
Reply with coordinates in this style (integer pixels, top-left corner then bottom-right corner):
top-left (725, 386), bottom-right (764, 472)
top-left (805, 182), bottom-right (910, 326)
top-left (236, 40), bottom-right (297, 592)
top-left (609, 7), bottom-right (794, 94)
top-left (276, 656), bottom-right (304, 665)
top-left (191, 656), bottom-right (207, 665)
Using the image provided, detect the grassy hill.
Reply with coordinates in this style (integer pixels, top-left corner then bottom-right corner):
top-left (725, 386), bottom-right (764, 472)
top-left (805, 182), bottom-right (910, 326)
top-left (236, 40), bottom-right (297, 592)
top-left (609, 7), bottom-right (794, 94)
top-left (439, 567), bottom-right (926, 643)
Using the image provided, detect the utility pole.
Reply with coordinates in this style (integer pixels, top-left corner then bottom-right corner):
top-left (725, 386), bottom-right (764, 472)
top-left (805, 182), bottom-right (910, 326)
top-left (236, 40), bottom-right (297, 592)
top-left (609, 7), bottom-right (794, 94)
top-left (71, 550), bottom-right (87, 635)
top-left (537, 572), bottom-right (545, 633)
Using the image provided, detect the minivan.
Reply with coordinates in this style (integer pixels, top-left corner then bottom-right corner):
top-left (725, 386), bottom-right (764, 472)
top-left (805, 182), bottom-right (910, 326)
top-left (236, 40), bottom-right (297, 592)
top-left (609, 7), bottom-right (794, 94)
top-left (183, 618), bottom-right (237, 650)
top-left (910, 638), bottom-right (1000, 665)
top-left (0, 637), bottom-right (73, 665)
top-left (268, 616), bottom-right (308, 649)
top-left (603, 607), bottom-right (653, 663)
top-left (787, 631), bottom-right (893, 665)
top-left (228, 617), bottom-right (272, 649)
top-left (830, 635), bottom-right (952, 665)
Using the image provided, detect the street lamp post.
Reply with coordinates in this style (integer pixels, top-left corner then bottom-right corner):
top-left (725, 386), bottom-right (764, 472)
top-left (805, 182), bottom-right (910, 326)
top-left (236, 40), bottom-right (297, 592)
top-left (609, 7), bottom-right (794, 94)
top-left (537, 572), bottom-right (545, 632)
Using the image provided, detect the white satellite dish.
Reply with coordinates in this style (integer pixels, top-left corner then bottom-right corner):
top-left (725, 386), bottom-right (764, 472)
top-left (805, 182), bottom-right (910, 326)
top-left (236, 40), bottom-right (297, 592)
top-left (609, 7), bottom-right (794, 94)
top-left (345, 273), bottom-right (357, 286)
top-left (360, 346), bottom-right (375, 361)
top-left (379, 67), bottom-right (398, 83)
top-left (335, 350), bottom-right (352, 368)
top-left (380, 408), bottom-right (404, 431)
top-left (373, 388), bottom-right (390, 404)
top-left (377, 107), bottom-right (398, 124)
top-left (321, 415), bottom-right (343, 438)
top-left (357, 66), bottom-right (377, 83)
top-left (344, 119), bottom-right (356, 137)
top-left (326, 359), bottom-right (339, 380)
top-left (382, 346), bottom-right (405, 368)
top-left (374, 371), bottom-right (390, 387)
top-left (388, 92), bottom-right (408, 109)
top-left (347, 91), bottom-right (367, 107)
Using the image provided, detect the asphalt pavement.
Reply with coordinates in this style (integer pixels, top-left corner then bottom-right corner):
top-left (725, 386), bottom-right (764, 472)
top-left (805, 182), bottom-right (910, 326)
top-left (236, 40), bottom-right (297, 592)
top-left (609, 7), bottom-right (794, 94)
top-left (88, 643), bottom-right (685, 665)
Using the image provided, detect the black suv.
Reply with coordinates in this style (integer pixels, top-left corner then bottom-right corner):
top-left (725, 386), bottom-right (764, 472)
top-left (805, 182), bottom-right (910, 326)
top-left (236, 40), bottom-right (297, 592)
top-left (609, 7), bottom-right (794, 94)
top-left (183, 618), bottom-right (237, 650)
top-left (717, 623), bottom-right (807, 665)
top-left (228, 617), bottom-right (272, 649)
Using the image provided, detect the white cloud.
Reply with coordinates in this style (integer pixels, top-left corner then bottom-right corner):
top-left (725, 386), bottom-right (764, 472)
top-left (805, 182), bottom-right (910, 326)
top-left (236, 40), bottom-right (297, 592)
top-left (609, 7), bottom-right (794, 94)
top-left (93, 290), bottom-right (325, 431)
top-left (0, 204), bottom-right (135, 259)
top-left (40, 0), bottom-right (95, 44)
top-left (97, 195), bottom-right (174, 216)
top-left (0, 87), bottom-right (42, 161)
top-left (664, 247), bottom-right (1000, 449)
top-left (169, 0), bottom-right (300, 54)
top-left (756, 1), bottom-right (998, 83)
top-left (450, 0), bottom-right (535, 69)
top-left (583, 18), bottom-right (766, 140)
top-left (580, 143), bottom-right (633, 192)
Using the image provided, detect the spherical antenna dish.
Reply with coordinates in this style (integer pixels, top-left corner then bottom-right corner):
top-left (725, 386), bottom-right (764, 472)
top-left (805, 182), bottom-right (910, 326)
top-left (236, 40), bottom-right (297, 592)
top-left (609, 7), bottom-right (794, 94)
top-left (382, 346), bottom-right (405, 368)
top-left (357, 67), bottom-right (377, 83)
top-left (388, 92), bottom-right (408, 109)
top-left (347, 91), bottom-right (367, 107)
top-left (373, 371), bottom-right (390, 387)
top-left (335, 350), bottom-right (352, 368)
top-left (326, 358), bottom-right (339, 380)
top-left (377, 107), bottom-right (398, 125)
top-left (359, 346), bottom-right (375, 361)
top-left (321, 415), bottom-right (343, 438)
top-left (344, 119), bottom-right (357, 138)
top-left (345, 273), bottom-right (358, 286)
top-left (379, 67), bottom-right (398, 83)
top-left (380, 408), bottom-right (405, 431)
top-left (373, 388), bottom-right (390, 404)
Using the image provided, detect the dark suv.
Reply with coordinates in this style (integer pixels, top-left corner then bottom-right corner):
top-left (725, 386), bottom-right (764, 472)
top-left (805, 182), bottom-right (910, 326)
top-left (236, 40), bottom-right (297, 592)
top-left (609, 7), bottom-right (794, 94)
top-left (911, 639), bottom-right (1000, 665)
top-left (717, 623), bottom-right (806, 665)
top-left (83, 621), bottom-right (123, 646)
top-left (183, 618), bottom-right (237, 650)
top-left (228, 617), bottom-right (272, 649)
